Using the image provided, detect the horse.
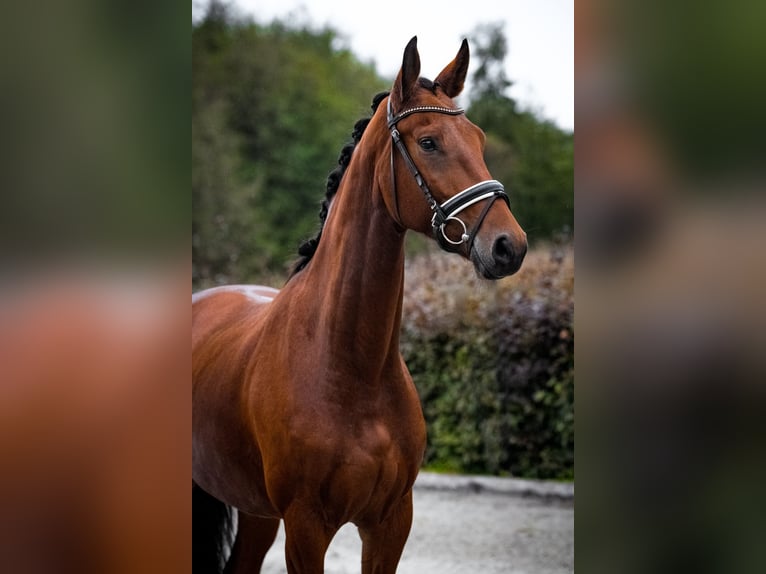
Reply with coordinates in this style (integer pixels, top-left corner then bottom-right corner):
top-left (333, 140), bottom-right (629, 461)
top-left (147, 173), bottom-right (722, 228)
top-left (192, 36), bottom-right (527, 573)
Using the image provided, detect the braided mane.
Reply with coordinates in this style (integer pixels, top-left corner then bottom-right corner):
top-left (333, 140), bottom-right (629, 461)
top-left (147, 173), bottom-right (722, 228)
top-left (288, 91), bottom-right (390, 279)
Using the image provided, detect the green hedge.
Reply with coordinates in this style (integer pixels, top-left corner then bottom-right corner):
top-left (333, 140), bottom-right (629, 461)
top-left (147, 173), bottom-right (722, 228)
top-left (400, 243), bottom-right (574, 479)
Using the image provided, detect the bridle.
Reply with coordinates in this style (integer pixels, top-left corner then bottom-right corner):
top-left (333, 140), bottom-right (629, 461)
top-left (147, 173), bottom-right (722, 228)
top-left (386, 97), bottom-right (510, 253)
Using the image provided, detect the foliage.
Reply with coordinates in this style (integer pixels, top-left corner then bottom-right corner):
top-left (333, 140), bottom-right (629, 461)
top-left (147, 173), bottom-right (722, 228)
top-left (192, 2), bottom-right (388, 286)
top-left (401, 243), bottom-right (574, 479)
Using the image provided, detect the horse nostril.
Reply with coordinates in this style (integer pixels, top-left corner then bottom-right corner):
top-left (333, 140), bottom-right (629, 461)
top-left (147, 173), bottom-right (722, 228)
top-left (492, 235), bottom-right (514, 266)
top-left (492, 235), bottom-right (526, 274)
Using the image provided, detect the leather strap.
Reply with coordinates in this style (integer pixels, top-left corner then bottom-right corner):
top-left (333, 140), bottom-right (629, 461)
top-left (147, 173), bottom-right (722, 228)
top-left (386, 97), bottom-right (510, 253)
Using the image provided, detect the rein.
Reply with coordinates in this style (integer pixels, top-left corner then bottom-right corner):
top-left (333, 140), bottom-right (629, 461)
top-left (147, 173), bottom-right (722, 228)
top-left (386, 97), bottom-right (510, 253)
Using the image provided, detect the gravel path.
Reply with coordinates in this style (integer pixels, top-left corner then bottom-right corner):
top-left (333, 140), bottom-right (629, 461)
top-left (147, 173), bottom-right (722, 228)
top-left (260, 473), bottom-right (574, 574)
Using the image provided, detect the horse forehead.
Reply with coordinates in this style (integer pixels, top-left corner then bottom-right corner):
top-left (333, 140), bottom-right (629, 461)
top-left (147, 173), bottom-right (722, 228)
top-left (405, 106), bottom-right (479, 138)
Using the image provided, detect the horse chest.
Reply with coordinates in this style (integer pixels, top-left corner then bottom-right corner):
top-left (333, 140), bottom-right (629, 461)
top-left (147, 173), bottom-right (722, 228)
top-left (262, 410), bottom-right (423, 524)
top-left (320, 420), bottom-right (420, 524)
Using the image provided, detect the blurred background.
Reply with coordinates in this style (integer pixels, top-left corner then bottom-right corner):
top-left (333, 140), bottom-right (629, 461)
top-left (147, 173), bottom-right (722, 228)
top-left (576, 0), bottom-right (766, 572)
top-left (0, 1), bottom-right (189, 571)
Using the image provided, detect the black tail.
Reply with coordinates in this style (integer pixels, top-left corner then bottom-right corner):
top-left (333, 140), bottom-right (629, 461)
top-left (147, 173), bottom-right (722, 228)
top-left (193, 482), bottom-right (234, 574)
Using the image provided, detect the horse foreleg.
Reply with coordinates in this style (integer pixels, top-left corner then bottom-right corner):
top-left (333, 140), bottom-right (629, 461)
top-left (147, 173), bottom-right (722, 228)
top-left (359, 489), bottom-right (414, 574)
top-left (223, 512), bottom-right (279, 574)
top-left (282, 505), bottom-right (337, 574)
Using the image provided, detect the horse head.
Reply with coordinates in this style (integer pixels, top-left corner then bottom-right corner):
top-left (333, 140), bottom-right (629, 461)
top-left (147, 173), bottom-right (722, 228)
top-left (382, 36), bottom-right (527, 278)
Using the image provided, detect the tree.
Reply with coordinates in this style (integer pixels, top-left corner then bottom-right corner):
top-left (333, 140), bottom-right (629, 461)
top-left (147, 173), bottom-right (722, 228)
top-left (192, 2), bottom-right (387, 286)
top-left (467, 23), bottom-right (573, 242)
top-left (469, 23), bottom-right (513, 100)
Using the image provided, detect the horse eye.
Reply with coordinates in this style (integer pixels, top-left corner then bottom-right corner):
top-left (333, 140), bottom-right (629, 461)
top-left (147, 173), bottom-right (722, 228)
top-left (418, 137), bottom-right (437, 151)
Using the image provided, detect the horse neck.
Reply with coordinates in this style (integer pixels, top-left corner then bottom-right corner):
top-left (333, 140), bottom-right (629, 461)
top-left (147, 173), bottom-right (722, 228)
top-left (298, 125), bottom-right (405, 380)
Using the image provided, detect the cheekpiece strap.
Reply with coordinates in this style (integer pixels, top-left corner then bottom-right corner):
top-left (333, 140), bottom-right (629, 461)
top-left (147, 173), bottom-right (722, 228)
top-left (387, 99), bottom-right (466, 222)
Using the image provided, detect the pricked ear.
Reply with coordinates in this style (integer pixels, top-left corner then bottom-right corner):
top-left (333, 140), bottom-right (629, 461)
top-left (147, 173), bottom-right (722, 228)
top-left (435, 38), bottom-right (470, 98)
top-left (392, 36), bottom-right (421, 109)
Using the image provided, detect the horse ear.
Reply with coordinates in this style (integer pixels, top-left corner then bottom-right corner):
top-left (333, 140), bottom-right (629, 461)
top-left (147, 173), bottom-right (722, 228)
top-left (435, 39), bottom-right (470, 98)
top-left (393, 36), bottom-right (421, 108)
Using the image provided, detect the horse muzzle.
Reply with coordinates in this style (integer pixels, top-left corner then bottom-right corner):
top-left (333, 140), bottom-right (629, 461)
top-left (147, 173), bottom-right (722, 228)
top-left (476, 232), bottom-right (527, 278)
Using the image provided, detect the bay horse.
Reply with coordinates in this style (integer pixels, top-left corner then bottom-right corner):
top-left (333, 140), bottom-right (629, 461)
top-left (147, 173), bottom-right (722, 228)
top-left (192, 36), bottom-right (527, 573)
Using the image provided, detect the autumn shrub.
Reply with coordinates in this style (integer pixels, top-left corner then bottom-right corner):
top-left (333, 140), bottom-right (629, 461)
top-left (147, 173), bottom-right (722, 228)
top-left (401, 242), bottom-right (574, 479)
